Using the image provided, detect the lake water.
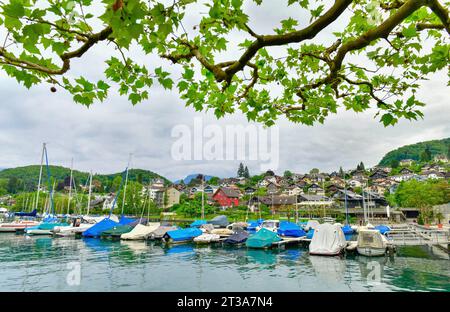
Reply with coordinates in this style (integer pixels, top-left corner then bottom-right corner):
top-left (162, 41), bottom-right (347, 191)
top-left (0, 234), bottom-right (448, 292)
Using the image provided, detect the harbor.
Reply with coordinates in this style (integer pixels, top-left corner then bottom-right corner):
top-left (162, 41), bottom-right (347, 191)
top-left (0, 232), bottom-right (448, 292)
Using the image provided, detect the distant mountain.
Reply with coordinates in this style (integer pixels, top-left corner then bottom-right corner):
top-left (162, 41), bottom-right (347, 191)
top-left (0, 165), bottom-right (171, 191)
top-left (175, 174), bottom-right (214, 184)
top-left (378, 138), bottom-right (450, 166)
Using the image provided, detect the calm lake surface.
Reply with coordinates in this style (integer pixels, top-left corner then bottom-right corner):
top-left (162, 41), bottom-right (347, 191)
top-left (0, 233), bottom-right (448, 292)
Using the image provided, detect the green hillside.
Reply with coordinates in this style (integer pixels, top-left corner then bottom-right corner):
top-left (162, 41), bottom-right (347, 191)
top-left (0, 165), bottom-right (170, 193)
top-left (378, 138), bottom-right (450, 166)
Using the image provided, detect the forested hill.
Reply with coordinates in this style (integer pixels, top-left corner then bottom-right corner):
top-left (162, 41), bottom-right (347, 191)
top-left (378, 138), bottom-right (450, 166)
top-left (0, 165), bottom-right (170, 193)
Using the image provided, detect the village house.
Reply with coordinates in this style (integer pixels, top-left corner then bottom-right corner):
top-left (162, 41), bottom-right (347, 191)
top-left (285, 185), bottom-right (304, 196)
top-left (399, 167), bottom-right (413, 175)
top-left (433, 154), bottom-right (448, 163)
top-left (399, 159), bottom-right (414, 166)
top-left (348, 179), bottom-right (363, 188)
top-left (329, 176), bottom-right (345, 187)
top-left (163, 186), bottom-right (181, 209)
top-left (331, 189), bottom-right (364, 209)
top-left (266, 182), bottom-right (281, 195)
top-left (212, 187), bottom-right (240, 208)
top-left (244, 186), bottom-right (256, 195)
top-left (250, 195), bottom-right (297, 212)
top-left (369, 169), bottom-right (388, 180)
top-left (306, 183), bottom-right (325, 195)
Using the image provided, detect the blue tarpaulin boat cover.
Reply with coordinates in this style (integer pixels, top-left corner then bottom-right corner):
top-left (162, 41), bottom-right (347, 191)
top-left (306, 229), bottom-right (315, 239)
top-left (247, 219), bottom-right (263, 232)
top-left (14, 209), bottom-right (37, 217)
top-left (82, 218), bottom-right (119, 237)
top-left (374, 225), bottom-right (391, 235)
top-left (342, 224), bottom-right (354, 235)
top-left (119, 216), bottom-right (136, 225)
top-left (166, 228), bottom-right (202, 241)
top-left (277, 221), bottom-right (306, 237)
top-left (190, 220), bottom-right (207, 228)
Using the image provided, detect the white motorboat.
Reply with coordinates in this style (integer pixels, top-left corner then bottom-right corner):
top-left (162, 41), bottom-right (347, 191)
top-left (357, 229), bottom-right (389, 257)
top-left (52, 223), bottom-right (94, 237)
top-left (256, 220), bottom-right (280, 232)
top-left (0, 220), bottom-right (40, 232)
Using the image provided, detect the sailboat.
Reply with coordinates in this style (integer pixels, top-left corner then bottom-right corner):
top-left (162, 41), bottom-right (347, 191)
top-left (121, 184), bottom-right (160, 240)
top-left (83, 159), bottom-right (131, 238)
top-left (341, 171), bottom-right (354, 235)
top-left (25, 144), bottom-right (69, 235)
top-left (101, 155), bottom-right (139, 238)
top-left (53, 170), bottom-right (97, 236)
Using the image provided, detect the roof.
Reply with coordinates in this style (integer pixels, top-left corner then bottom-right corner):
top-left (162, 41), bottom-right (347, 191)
top-left (255, 195), bottom-right (297, 205)
top-left (215, 187), bottom-right (240, 198)
top-left (298, 194), bottom-right (329, 201)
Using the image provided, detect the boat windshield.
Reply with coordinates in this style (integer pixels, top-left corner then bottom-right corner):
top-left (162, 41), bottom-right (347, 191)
top-left (262, 222), bottom-right (278, 228)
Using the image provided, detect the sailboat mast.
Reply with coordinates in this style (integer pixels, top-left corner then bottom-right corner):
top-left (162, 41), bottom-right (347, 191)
top-left (34, 143), bottom-right (45, 212)
top-left (343, 169), bottom-right (349, 225)
top-left (121, 154), bottom-right (132, 215)
top-left (67, 158), bottom-right (73, 215)
top-left (201, 175), bottom-right (205, 220)
top-left (86, 171), bottom-right (93, 216)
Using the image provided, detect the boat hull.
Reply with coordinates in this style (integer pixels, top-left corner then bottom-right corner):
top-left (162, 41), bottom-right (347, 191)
top-left (357, 247), bottom-right (387, 257)
top-left (26, 229), bottom-right (53, 235)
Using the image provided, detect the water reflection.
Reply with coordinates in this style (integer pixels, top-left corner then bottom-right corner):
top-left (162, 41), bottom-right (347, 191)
top-left (0, 234), bottom-right (448, 292)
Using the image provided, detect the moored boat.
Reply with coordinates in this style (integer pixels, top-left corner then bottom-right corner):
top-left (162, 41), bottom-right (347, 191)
top-left (224, 230), bottom-right (249, 245)
top-left (193, 233), bottom-right (221, 244)
top-left (246, 228), bottom-right (281, 249)
top-left (357, 229), bottom-right (389, 257)
top-left (256, 220), bottom-right (280, 232)
top-left (277, 221), bottom-right (306, 237)
top-left (121, 222), bottom-right (160, 240)
top-left (309, 223), bottom-right (347, 256)
top-left (163, 228), bottom-right (202, 244)
top-left (0, 220), bottom-right (40, 232)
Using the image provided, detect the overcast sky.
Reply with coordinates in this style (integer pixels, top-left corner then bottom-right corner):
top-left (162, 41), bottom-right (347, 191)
top-left (0, 1), bottom-right (448, 181)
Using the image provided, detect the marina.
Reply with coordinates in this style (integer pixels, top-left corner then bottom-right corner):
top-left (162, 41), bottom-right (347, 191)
top-left (0, 232), bottom-right (448, 292)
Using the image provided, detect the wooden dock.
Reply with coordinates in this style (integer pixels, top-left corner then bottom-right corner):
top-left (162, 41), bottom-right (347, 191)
top-left (272, 236), bottom-right (310, 248)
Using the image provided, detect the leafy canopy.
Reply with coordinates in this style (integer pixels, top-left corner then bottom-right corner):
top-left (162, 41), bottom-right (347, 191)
top-left (0, 0), bottom-right (449, 126)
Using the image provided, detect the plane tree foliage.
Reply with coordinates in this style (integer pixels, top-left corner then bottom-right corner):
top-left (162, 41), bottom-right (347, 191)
top-left (0, 0), bottom-right (448, 126)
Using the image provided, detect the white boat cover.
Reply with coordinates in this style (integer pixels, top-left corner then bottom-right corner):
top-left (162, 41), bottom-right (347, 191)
top-left (83, 214), bottom-right (119, 224)
top-left (193, 233), bottom-right (221, 243)
top-left (305, 220), bottom-right (320, 231)
top-left (357, 229), bottom-right (387, 249)
top-left (121, 222), bottom-right (160, 240)
top-left (199, 224), bottom-right (215, 233)
top-left (211, 228), bottom-right (233, 236)
top-left (309, 223), bottom-right (347, 255)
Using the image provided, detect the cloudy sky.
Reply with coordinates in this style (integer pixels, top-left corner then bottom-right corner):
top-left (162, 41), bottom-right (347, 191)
top-left (0, 1), bottom-right (448, 181)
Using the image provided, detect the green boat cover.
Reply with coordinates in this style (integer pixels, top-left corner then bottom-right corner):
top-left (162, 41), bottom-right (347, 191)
top-left (101, 224), bottom-right (134, 237)
top-left (246, 228), bottom-right (281, 248)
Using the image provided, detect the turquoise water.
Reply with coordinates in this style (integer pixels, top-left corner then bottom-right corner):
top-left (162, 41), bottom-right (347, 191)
top-left (0, 234), bottom-right (448, 292)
